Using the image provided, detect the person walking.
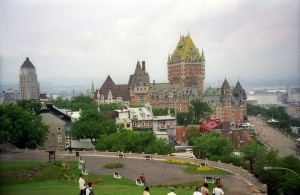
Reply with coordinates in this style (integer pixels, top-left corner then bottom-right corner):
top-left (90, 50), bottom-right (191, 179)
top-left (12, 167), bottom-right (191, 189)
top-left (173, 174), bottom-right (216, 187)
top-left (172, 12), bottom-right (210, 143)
top-left (143, 186), bottom-right (150, 195)
top-left (167, 187), bottom-right (176, 195)
top-left (212, 182), bottom-right (225, 195)
top-left (79, 173), bottom-right (86, 195)
top-left (193, 186), bottom-right (202, 195)
top-left (201, 183), bottom-right (209, 195)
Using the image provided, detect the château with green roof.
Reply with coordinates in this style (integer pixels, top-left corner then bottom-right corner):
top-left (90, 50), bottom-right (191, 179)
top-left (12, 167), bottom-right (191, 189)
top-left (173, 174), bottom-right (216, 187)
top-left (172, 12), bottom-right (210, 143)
top-left (168, 34), bottom-right (205, 97)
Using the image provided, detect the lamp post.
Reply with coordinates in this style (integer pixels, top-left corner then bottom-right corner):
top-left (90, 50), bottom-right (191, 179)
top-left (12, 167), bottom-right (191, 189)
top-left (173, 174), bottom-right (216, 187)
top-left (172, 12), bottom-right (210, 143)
top-left (263, 166), bottom-right (300, 180)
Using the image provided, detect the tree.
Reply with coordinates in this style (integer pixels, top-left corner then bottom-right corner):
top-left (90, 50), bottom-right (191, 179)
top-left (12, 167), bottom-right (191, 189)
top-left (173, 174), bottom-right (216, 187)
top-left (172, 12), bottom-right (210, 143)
top-left (145, 138), bottom-right (174, 155)
top-left (71, 109), bottom-right (119, 145)
top-left (240, 142), bottom-right (267, 173)
top-left (253, 149), bottom-right (283, 195)
top-left (188, 100), bottom-right (212, 124)
top-left (191, 131), bottom-right (233, 159)
top-left (279, 156), bottom-right (300, 195)
top-left (186, 126), bottom-right (201, 145)
top-left (152, 108), bottom-right (175, 116)
top-left (17, 99), bottom-right (42, 114)
top-left (96, 130), bottom-right (173, 154)
top-left (0, 104), bottom-right (48, 149)
top-left (176, 112), bottom-right (192, 126)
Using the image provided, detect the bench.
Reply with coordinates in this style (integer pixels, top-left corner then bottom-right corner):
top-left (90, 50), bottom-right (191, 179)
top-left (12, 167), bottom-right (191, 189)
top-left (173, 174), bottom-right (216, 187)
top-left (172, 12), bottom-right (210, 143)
top-left (135, 178), bottom-right (144, 186)
top-left (118, 153), bottom-right (126, 158)
top-left (79, 157), bottom-right (85, 163)
top-left (200, 162), bottom-right (207, 167)
top-left (145, 155), bottom-right (152, 160)
top-left (204, 176), bottom-right (215, 183)
top-left (114, 172), bottom-right (122, 179)
top-left (82, 169), bottom-right (88, 175)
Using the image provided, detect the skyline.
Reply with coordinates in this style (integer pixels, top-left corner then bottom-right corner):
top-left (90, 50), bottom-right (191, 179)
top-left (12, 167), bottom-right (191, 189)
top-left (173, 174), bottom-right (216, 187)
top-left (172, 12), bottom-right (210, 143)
top-left (0, 0), bottom-right (300, 87)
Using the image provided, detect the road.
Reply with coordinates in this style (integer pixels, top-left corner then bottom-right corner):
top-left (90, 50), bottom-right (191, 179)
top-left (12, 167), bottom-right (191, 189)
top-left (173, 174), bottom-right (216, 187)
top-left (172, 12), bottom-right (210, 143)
top-left (248, 116), bottom-right (299, 158)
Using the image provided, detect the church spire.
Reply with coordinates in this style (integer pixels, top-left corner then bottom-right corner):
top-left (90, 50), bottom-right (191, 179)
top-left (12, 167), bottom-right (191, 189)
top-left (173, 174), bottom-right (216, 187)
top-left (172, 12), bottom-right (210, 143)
top-left (201, 48), bottom-right (205, 61)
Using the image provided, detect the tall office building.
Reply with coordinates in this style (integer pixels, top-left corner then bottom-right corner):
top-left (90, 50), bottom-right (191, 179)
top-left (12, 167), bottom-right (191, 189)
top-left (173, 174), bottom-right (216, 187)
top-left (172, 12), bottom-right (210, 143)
top-left (167, 34), bottom-right (205, 97)
top-left (19, 57), bottom-right (40, 100)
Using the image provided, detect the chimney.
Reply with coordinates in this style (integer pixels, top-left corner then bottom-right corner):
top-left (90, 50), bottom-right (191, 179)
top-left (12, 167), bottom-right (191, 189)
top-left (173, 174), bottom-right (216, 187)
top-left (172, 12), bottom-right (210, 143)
top-left (153, 80), bottom-right (155, 85)
top-left (142, 61), bottom-right (145, 71)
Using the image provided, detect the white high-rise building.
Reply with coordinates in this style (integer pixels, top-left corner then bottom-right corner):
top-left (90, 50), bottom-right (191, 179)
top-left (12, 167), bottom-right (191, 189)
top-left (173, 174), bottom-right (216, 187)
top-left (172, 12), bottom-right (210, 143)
top-left (19, 57), bottom-right (40, 100)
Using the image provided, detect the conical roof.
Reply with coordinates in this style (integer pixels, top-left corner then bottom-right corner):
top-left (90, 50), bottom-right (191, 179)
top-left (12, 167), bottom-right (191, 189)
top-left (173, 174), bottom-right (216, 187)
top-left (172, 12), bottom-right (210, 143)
top-left (21, 57), bottom-right (35, 68)
top-left (233, 81), bottom-right (243, 93)
top-left (221, 78), bottom-right (230, 89)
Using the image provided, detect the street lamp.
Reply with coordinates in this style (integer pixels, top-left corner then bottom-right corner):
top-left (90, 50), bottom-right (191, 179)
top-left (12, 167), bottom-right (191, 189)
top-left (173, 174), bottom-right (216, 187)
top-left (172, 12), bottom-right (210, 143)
top-left (263, 166), bottom-right (300, 180)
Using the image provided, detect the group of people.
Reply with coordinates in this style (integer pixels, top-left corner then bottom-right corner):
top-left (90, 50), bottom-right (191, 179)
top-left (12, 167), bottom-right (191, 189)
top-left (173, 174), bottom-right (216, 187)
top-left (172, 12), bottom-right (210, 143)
top-left (79, 173), bottom-right (94, 195)
top-left (80, 172), bottom-right (224, 195)
top-left (142, 182), bottom-right (225, 195)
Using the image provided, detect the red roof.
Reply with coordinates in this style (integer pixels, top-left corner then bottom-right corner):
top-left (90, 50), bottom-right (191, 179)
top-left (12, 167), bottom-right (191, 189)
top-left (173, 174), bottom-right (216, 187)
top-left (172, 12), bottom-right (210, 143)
top-left (199, 119), bottom-right (221, 133)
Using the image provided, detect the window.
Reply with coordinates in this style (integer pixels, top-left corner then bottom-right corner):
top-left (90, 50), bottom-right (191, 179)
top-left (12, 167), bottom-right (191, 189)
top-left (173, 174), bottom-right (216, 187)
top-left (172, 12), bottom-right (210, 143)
top-left (127, 124), bottom-right (130, 128)
top-left (57, 135), bottom-right (62, 143)
top-left (148, 121), bottom-right (152, 126)
top-left (57, 127), bottom-right (62, 132)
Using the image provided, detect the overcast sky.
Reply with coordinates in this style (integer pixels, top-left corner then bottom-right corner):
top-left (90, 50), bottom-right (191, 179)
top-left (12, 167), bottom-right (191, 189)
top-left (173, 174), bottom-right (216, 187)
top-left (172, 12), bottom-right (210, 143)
top-left (0, 0), bottom-right (299, 87)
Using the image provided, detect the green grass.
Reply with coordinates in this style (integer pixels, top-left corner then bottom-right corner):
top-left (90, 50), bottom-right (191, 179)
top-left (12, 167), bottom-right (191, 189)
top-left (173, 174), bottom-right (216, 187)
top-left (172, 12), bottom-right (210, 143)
top-left (185, 164), bottom-right (231, 175)
top-left (0, 162), bottom-right (221, 195)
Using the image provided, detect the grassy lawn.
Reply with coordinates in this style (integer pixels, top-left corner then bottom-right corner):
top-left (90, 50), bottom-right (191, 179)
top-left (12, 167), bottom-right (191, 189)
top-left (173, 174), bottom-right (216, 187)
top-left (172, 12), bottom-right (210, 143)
top-left (0, 162), bottom-right (220, 195)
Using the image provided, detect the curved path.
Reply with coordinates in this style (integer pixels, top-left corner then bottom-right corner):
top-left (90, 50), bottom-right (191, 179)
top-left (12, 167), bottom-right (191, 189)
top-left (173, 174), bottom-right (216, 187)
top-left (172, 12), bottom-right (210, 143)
top-left (0, 150), bottom-right (265, 195)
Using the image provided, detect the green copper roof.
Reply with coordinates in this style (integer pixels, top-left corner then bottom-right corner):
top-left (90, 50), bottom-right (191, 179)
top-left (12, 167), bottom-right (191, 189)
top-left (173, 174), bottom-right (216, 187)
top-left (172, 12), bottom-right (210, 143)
top-left (205, 88), bottom-right (221, 96)
top-left (169, 35), bottom-right (203, 64)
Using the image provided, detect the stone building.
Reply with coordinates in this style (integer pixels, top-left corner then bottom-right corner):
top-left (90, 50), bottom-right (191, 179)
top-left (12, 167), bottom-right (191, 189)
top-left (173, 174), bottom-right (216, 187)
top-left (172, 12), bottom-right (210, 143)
top-left (92, 75), bottom-right (130, 105)
top-left (128, 61), bottom-right (151, 105)
top-left (167, 34), bottom-right (205, 97)
top-left (205, 79), bottom-right (247, 123)
top-left (150, 82), bottom-right (200, 112)
top-left (39, 104), bottom-right (70, 149)
top-left (19, 57), bottom-right (40, 100)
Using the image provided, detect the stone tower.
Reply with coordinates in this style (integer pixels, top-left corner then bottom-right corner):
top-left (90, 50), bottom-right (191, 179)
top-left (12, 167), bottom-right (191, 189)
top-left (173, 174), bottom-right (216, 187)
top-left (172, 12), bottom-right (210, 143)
top-left (168, 34), bottom-right (205, 96)
top-left (19, 57), bottom-right (40, 100)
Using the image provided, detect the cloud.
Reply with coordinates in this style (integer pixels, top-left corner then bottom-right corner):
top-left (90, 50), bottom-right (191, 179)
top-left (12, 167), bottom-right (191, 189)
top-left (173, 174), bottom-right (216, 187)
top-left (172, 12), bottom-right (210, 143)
top-left (0, 0), bottom-right (299, 87)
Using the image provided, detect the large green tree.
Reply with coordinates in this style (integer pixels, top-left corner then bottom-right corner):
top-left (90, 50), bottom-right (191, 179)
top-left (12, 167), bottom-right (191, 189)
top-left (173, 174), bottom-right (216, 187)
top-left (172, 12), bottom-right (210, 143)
top-left (96, 129), bottom-right (173, 154)
top-left (17, 100), bottom-right (42, 114)
top-left (186, 126), bottom-right (201, 145)
top-left (0, 104), bottom-right (48, 149)
top-left (190, 131), bottom-right (233, 159)
top-left (240, 142), bottom-right (267, 174)
top-left (176, 112), bottom-right (192, 126)
top-left (71, 109), bottom-right (119, 145)
top-left (188, 100), bottom-right (212, 124)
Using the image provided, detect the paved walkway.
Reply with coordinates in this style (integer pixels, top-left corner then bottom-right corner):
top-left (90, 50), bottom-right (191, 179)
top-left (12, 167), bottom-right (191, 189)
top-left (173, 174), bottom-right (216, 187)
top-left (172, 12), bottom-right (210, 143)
top-left (249, 116), bottom-right (299, 158)
top-left (0, 150), bottom-right (264, 195)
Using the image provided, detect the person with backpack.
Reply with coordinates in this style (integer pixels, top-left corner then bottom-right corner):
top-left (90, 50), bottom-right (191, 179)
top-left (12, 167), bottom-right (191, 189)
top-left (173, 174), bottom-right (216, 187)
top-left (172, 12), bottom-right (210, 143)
top-left (86, 182), bottom-right (94, 195)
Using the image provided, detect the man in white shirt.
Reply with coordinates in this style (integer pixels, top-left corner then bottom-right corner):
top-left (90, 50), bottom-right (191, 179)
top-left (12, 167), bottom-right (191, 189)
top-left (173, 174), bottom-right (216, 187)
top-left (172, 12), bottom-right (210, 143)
top-left (79, 173), bottom-right (86, 195)
top-left (213, 183), bottom-right (225, 195)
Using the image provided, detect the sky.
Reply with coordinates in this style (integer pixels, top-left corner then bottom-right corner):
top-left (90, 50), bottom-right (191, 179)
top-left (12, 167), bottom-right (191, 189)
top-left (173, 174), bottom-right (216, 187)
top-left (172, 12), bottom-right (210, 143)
top-left (0, 0), bottom-right (299, 88)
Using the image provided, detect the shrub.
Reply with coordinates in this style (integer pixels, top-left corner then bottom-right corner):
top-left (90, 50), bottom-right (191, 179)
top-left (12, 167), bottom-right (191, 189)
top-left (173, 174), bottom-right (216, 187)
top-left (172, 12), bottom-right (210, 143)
top-left (104, 163), bottom-right (124, 169)
top-left (165, 159), bottom-right (191, 165)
